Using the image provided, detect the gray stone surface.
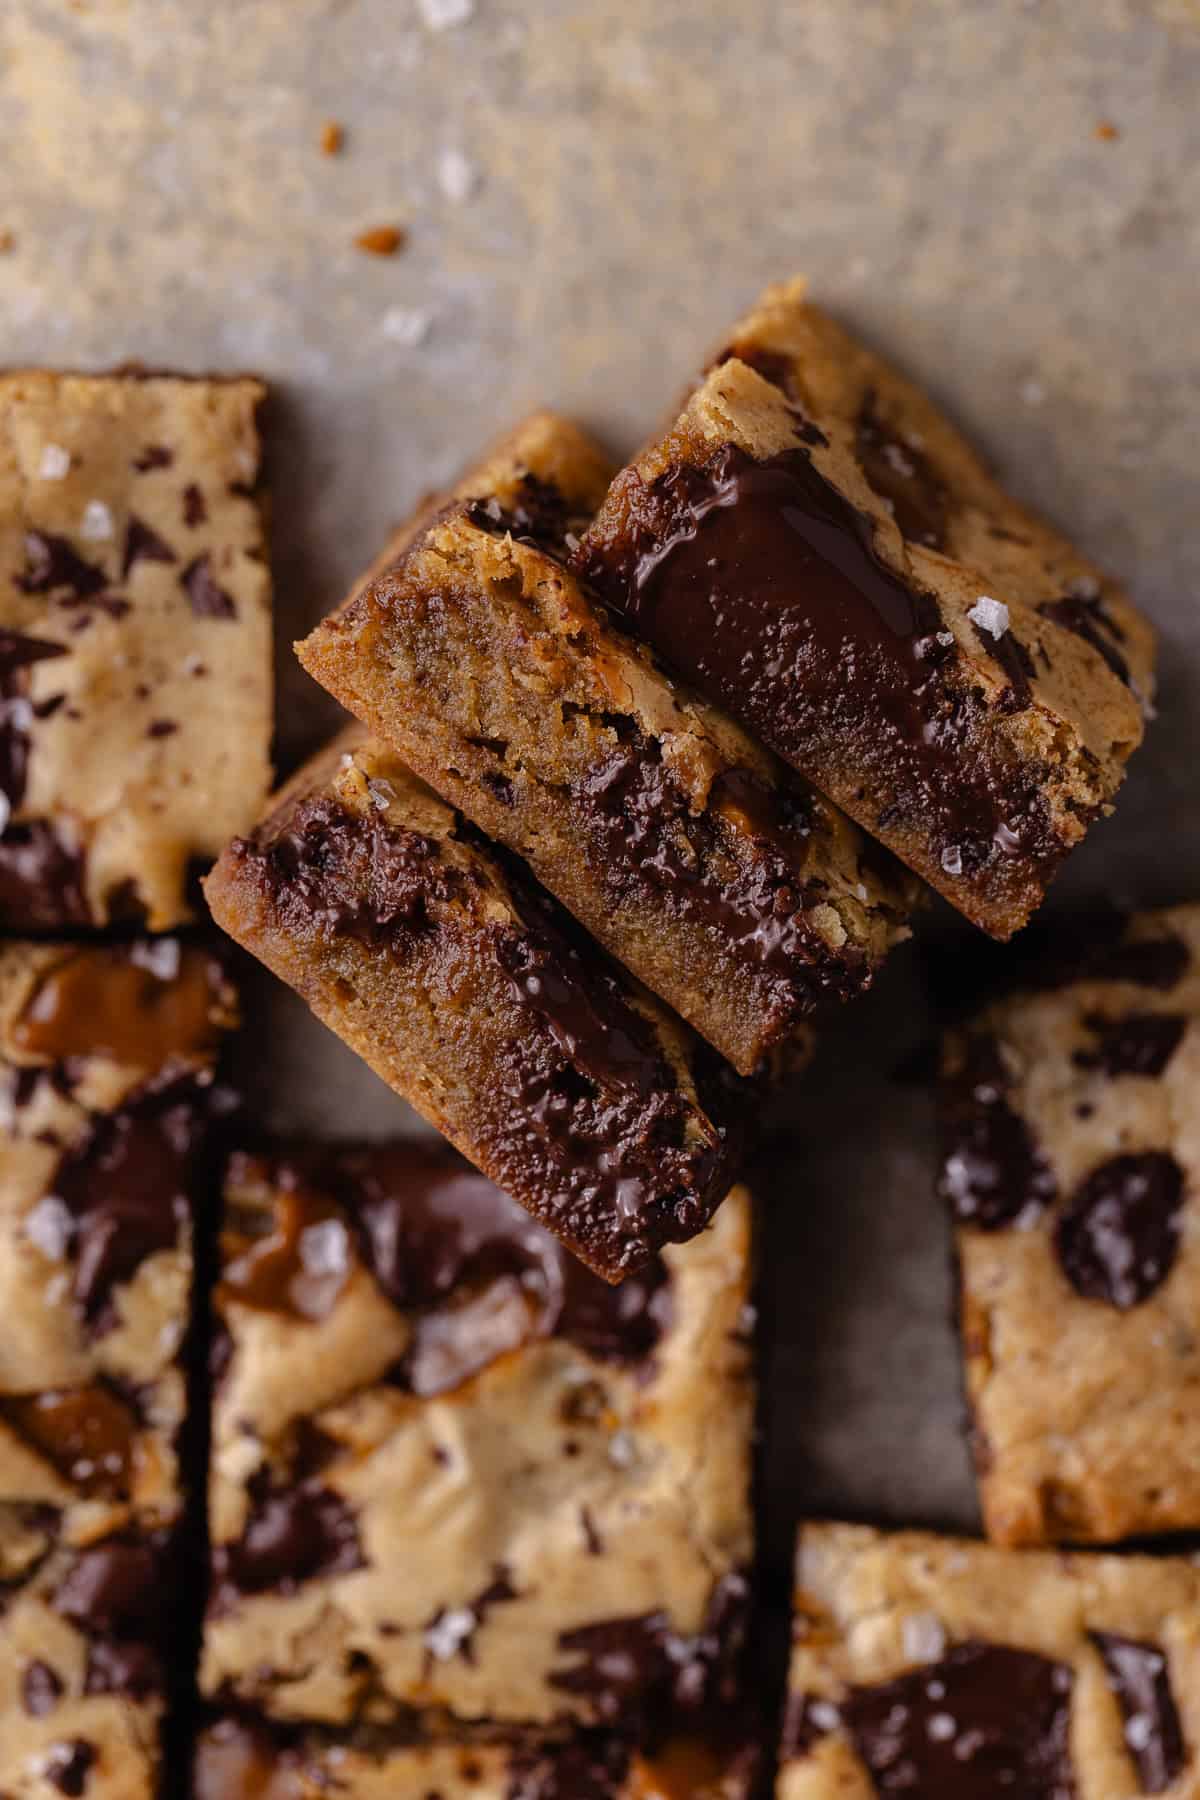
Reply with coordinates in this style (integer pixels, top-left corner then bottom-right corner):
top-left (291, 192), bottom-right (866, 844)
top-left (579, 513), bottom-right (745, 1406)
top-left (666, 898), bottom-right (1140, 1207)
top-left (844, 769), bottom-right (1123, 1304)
top-left (3, 0), bottom-right (1198, 1579)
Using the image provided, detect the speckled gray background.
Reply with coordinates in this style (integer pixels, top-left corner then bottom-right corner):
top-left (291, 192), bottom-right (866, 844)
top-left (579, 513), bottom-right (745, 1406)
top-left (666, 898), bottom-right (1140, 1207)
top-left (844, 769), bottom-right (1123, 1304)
top-left (3, 0), bottom-right (1197, 1585)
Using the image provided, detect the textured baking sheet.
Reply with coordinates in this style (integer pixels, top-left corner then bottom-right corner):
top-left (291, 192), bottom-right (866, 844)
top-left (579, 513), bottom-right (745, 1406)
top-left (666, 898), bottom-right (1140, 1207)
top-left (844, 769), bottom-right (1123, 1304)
top-left (3, 0), bottom-right (1198, 1605)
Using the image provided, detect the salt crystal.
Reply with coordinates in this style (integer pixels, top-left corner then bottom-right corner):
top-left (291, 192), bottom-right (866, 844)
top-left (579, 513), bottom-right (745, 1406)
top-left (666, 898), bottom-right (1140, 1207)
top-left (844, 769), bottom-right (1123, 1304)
top-left (24, 1195), bottom-right (72, 1260)
top-left (1067, 574), bottom-right (1100, 601)
top-left (381, 306), bottom-right (433, 347)
top-left (856, 883), bottom-right (868, 902)
top-left (438, 147), bottom-right (479, 204)
top-left (39, 444), bottom-right (70, 480)
top-left (967, 596), bottom-right (1010, 639)
top-left (936, 630), bottom-right (955, 647)
top-left (418, 0), bottom-right (473, 29)
top-left (809, 1700), bottom-right (841, 1732)
top-left (927, 1712), bottom-right (957, 1742)
top-left (941, 845), bottom-right (964, 877)
top-left (1019, 378), bottom-right (1046, 408)
top-left (424, 1607), bottom-right (476, 1660)
top-left (902, 1611), bottom-right (946, 1663)
top-left (300, 1217), bottom-right (350, 1276)
top-left (608, 1429), bottom-right (637, 1468)
top-left (80, 500), bottom-right (113, 540)
top-left (1125, 1714), bottom-right (1153, 1752)
top-left (563, 531), bottom-right (581, 553)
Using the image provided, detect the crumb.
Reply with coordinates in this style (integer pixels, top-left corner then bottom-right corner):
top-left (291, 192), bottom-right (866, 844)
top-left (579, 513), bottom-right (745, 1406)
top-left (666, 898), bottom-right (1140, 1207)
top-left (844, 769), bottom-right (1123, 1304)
top-left (320, 120), bottom-right (344, 156)
top-left (0, 229), bottom-right (14, 254)
top-left (1095, 120), bottom-right (1120, 140)
top-left (437, 147), bottom-right (479, 203)
top-left (355, 225), bottom-right (406, 257)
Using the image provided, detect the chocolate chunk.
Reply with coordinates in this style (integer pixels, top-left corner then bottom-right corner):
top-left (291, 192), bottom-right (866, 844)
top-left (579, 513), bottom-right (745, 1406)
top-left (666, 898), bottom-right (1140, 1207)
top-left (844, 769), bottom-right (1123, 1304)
top-left (0, 628), bottom-right (68, 823)
top-left (225, 1143), bottom-right (673, 1396)
top-left (214, 1484), bottom-right (363, 1601)
top-left (54, 1536), bottom-right (167, 1640)
top-left (551, 1570), bottom-right (747, 1727)
top-left (1072, 1012), bottom-right (1186, 1078)
top-left (1040, 594), bottom-right (1130, 686)
top-left (972, 620), bottom-right (1036, 711)
top-left (122, 514), bottom-right (177, 576)
top-left (939, 1035), bottom-right (1057, 1227)
top-left (243, 794), bottom-right (458, 947)
top-left (41, 1740), bottom-right (96, 1796)
top-left (182, 483), bottom-right (207, 527)
top-left (0, 820), bottom-right (89, 927)
top-left (842, 1640), bottom-right (1075, 1798)
top-left (13, 940), bottom-right (226, 1068)
top-left (132, 444), bottom-right (173, 471)
top-left (464, 472), bottom-right (576, 553)
top-left (1083, 933), bottom-right (1190, 992)
top-left (573, 731), bottom-right (863, 1007)
top-left (856, 391), bottom-right (949, 549)
top-left (15, 533), bottom-right (106, 600)
top-left (84, 1639), bottom-right (163, 1701)
top-left (1, 1385), bottom-right (136, 1497)
top-left (508, 1736), bottom-right (632, 1800)
top-left (1092, 1633), bottom-right (1186, 1794)
top-left (44, 1079), bottom-right (206, 1327)
top-left (21, 1659), bottom-right (64, 1717)
top-left (578, 446), bottom-right (1058, 884)
top-left (1055, 1152), bottom-right (1184, 1308)
top-left (182, 552), bottom-right (237, 619)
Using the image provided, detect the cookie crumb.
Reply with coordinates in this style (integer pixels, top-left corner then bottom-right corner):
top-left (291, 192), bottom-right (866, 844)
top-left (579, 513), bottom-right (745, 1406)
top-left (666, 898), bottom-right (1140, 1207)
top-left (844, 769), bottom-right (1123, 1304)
top-left (320, 120), bottom-right (345, 156)
top-left (1095, 120), bottom-right (1120, 141)
top-left (355, 225), bottom-right (407, 257)
top-left (0, 229), bottom-right (14, 254)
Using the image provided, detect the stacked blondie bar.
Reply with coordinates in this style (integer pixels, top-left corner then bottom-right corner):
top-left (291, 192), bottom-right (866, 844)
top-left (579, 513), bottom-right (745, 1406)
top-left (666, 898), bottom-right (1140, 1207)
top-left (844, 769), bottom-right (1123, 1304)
top-left (2, 277), bottom-right (1186, 1798)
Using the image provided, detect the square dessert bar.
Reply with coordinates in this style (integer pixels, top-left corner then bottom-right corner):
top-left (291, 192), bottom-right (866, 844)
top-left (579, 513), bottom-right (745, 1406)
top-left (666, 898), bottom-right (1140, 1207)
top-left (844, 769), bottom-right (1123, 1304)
top-left (0, 936), bottom-right (238, 1797)
top-left (577, 278), bottom-right (1156, 939)
top-left (200, 1141), bottom-right (754, 1737)
top-left (204, 731), bottom-right (751, 1279)
top-left (195, 1715), bottom-right (757, 1797)
top-left (297, 413), bottom-right (914, 1077)
top-left (940, 903), bottom-right (1200, 1547)
top-left (0, 369), bottom-right (272, 929)
top-left (778, 1523), bottom-right (1200, 1799)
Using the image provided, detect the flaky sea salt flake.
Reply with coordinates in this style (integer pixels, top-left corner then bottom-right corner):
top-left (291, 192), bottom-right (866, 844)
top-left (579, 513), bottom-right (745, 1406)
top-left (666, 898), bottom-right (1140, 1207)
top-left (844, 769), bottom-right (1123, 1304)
top-left (418, 0), bottom-right (473, 29)
top-left (967, 596), bottom-right (1010, 639)
top-left (39, 444), bottom-right (71, 480)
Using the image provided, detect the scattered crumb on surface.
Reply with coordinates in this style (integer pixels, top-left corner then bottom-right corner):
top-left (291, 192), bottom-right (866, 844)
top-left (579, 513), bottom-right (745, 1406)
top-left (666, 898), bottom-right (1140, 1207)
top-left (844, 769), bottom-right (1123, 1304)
top-left (354, 224), bottom-right (407, 256)
top-left (1095, 119), bottom-right (1120, 140)
top-left (437, 146), bottom-right (480, 203)
top-left (381, 305), bottom-right (433, 346)
top-left (0, 229), bottom-right (14, 254)
top-left (418, 0), bottom-right (474, 29)
top-left (320, 120), bottom-right (345, 155)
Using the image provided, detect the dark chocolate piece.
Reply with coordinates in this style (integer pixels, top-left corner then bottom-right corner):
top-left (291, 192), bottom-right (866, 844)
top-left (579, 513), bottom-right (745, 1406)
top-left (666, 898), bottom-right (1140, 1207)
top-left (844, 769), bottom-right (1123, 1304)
top-left (132, 444), bottom-right (174, 472)
top-left (54, 1535), bottom-right (168, 1642)
top-left (181, 553), bottom-right (237, 620)
top-left (40, 1739), bottom-right (96, 1797)
top-left (0, 820), bottom-right (90, 927)
top-left (222, 1143), bottom-right (673, 1397)
top-left (856, 391), bottom-right (949, 550)
top-left (1072, 1012), bottom-right (1186, 1079)
top-left (212, 1484), bottom-right (364, 1603)
top-left (182, 483), bottom-right (208, 527)
top-left (1054, 1152), bottom-right (1184, 1308)
top-left (1, 628), bottom-right (68, 824)
top-left (842, 1640), bottom-right (1075, 1798)
top-left (44, 1077), bottom-right (208, 1328)
top-left (1092, 1633), bottom-right (1186, 1794)
top-left (578, 446), bottom-right (1059, 885)
top-left (464, 471), bottom-right (578, 553)
top-left (122, 515), bottom-right (177, 577)
top-left (939, 1035), bottom-right (1057, 1227)
top-left (15, 533), bottom-right (106, 600)
top-left (1040, 595), bottom-right (1130, 687)
top-left (508, 1736), bottom-right (632, 1800)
